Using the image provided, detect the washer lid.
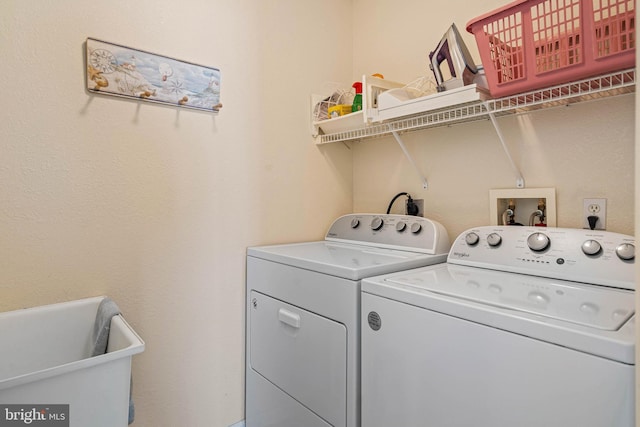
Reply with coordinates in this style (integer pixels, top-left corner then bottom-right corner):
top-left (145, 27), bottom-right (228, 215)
top-left (248, 241), bottom-right (447, 280)
top-left (384, 264), bottom-right (635, 331)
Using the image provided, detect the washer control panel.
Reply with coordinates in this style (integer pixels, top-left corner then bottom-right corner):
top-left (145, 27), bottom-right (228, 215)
top-left (325, 214), bottom-right (450, 255)
top-left (448, 226), bottom-right (635, 290)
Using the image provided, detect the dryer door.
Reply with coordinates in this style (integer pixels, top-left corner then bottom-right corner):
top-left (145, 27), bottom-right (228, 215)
top-left (249, 291), bottom-right (347, 427)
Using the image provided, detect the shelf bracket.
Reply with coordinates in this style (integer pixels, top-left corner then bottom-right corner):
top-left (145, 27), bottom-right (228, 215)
top-left (484, 102), bottom-right (525, 188)
top-left (390, 129), bottom-right (429, 189)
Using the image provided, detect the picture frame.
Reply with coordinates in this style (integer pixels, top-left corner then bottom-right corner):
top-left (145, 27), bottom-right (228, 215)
top-left (86, 38), bottom-right (222, 113)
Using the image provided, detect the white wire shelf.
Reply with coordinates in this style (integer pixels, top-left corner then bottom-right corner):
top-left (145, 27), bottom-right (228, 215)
top-left (314, 68), bottom-right (636, 145)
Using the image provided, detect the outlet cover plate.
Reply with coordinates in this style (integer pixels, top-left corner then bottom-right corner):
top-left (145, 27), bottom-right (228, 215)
top-left (411, 199), bottom-right (424, 217)
top-left (583, 198), bottom-right (606, 230)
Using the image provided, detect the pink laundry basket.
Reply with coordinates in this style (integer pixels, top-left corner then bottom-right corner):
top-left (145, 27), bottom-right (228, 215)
top-left (466, 0), bottom-right (635, 97)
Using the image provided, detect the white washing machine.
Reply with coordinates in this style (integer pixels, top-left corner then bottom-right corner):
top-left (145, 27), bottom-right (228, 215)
top-left (245, 214), bottom-right (451, 427)
top-left (361, 226), bottom-right (635, 427)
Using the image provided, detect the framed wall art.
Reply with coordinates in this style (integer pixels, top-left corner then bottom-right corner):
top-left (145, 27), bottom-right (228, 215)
top-left (86, 38), bottom-right (222, 113)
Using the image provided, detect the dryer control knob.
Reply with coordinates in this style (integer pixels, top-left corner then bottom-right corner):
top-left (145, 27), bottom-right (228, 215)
top-left (616, 243), bottom-right (635, 261)
top-left (527, 232), bottom-right (550, 252)
top-left (371, 217), bottom-right (384, 231)
top-left (350, 218), bottom-right (360, 229)
top-left (465, 232), bottom-right (480, 246)
top-left (487, 233), bottom-right (502, 247)
top-left (581, 239), bottom-right (602, 256)
top-left (396, 221), bottom-right (407, 232)
top-left (410, 223), bottom-right (422, 234)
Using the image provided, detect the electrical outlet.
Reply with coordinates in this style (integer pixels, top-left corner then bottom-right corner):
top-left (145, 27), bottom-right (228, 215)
top-left (583, 198), bottom-right (606, 230)
top-left (406, 199), bottom-right (424, 217)
top-left (414, 199), bottom-right (424, 217)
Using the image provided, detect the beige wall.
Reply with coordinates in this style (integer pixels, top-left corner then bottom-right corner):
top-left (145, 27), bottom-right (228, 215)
top-left (1, 0), bottom-right (637, 426)
top-left (352, 0), bottom-right (635, 239)
top-left (0, 1), bottom-right (352, 426)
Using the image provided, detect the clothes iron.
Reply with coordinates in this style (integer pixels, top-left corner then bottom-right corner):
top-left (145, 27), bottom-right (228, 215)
top-left (429, 24), bottom-right (479, 92)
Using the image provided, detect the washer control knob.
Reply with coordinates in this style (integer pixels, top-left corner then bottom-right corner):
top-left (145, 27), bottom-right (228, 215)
top-left (581, 239), bottom-right (602, 256)
top-left (616, 243), bottom-right (635, 261)
top-left (396, 221), bottom-right (407, 232)
top-left (486, 233), bottom-right (502, 247)
top-left (465, 232), bottom-right (480, 246)
top-left (371, 217), bottom-right (384, 231)
top-left (350, 218), bottom-right (360, 229)
top-left (410, 223), bottom-right (422, 234)
top-left (527, 232), bottom-right (550, 252)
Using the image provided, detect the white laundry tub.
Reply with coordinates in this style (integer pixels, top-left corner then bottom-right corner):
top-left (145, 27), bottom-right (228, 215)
top-left (0, 297), bottom-right (145, 427)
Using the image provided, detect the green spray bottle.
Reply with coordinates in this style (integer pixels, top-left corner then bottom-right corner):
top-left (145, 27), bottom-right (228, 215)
top-left (351, 82), bottom-right (363, 112)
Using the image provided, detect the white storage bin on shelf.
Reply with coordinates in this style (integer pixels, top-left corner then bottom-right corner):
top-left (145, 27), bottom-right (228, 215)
top-left (375, 83), bottom-right (489, 122)
top-left (311, 74), bottom-right (404, 137)
top-left (0, 296), bottom-right (145, 427)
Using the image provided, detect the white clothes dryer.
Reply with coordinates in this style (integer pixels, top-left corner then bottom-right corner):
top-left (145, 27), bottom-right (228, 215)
top-left (245, 214), bottom-right (450, 427)
top-left (361, 226), bottom-right (635, 427)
